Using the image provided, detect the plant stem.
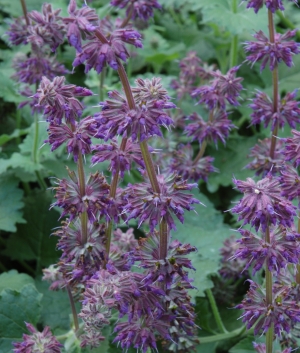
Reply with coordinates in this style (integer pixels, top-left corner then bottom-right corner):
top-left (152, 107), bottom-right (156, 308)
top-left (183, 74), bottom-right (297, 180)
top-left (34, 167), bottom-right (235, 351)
top-left (77, 152), bottom-right (88, 244)
top-left (265, 225), bottom-right (273, 353)
top-left (193, 110), bottom-right (214, 164)
top-left (99, 67), bottom-right (106, 102)
top-left (200, 325), bottom-right (246, 343)
top-left (120, 6), bottom-right (133, 28)
top-left (20, 0), bottom-right (29, 25)
top-left (229, 0), bottom-right (238, 68)
top-left (205, 288), bottom-right (228, 334)
top-left (296, 210), bottom-right (300, 284)
top-left (267, 10), bottom-right (279, 160)
top-left (66, 285), bottom-right (79, 334)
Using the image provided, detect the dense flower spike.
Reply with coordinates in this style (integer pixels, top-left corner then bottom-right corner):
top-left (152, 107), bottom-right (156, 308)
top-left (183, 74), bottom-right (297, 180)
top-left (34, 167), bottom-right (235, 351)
top-left (62, 0), bottom-right (99, 52)
top-left (242, 0), bottom-right (298, 13)
top-left (42, 264), bottom-right (65, 291)
top-left (110, 0), bottom-right (162, 21)
top-left (244, 30), bottom-right (300, 71)
top-left (73, 18), bottom-right (142, 73)
top-left (95, 89), bottom-right (175, 141)
top-left (52, 169), bottom-right (110, 222)
top-left (13, 323), bottom-right (62, 353)
top-left (124, 173), bottom-right (200, 231)
top-left (132, 77), bottom-right (170, 104)
top-left (237, 281), bottom-right (300, 336)
top-left (192, 66), bottom-right (243, 108)
top-left (249, 90), bottom-right (300, 130)
top-left (35, 76), bottom-right (93, 124)
top-left (185, 111), bottom-right (235, 146)
top-left (12, 52), bottom-right (68, 85)
top-left (253, 342), bottom-right (291, 353)
top-left (91, 138), bottom-right (145, 177)
top-left (246, 138), bottom-right (285, 176)
top-left (231, 175), bottom-right (296, 231)
top-left (234, 227), bottom-right (300, 274)
top-left (27, 3), bottom-right (65, 52)
top-left (280, 164), bottom-right (300, 201)
top-left (284, 129), bottom-right (300, 167)
top-left (6, 17), bottom-right (29, 46)
top-left (169, 144), bottom-right (217, 182)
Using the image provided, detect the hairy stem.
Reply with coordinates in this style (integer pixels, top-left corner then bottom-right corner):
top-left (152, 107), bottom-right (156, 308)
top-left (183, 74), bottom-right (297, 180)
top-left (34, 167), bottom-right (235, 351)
top-left (66, 285), bottom-right (79, 333)
top-left (268, 10), bottom-right (279, 160)
top-left (265, 225), bottom-right (273, 353)
top-left (206, 288), bottom-right (228, 334)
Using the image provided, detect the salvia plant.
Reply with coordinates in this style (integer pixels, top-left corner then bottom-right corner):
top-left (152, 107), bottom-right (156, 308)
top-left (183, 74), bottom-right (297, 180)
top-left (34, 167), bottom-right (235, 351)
top-left (1, 0), bottom-right (300, 352)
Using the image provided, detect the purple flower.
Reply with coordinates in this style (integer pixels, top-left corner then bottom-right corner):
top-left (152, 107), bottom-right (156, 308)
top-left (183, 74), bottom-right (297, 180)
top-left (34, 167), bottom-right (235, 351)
top-left (73, 18), bottom-right (142, 73)
top-left (52, 169), bottom-right (110, 222)
top-left (91, 138), bottom-right (144, 177)
top-left (244, 30), bottom-right (300, 71)
top-left (246, 138), bottom-right (285, 176)
top-left (12, 52), bottom-right (68, 85)
top-left (284, 129), bottom-right (300, 167)
top-left (27, 3), bottom-right (65, 52)
top-left (185, 111), bottom-right (235, 146)
top-left (236, 281), bottom-right (300, 336)
top-left (168, 144), bottom-right (217, 182)
top-left (42, 264), bottom-right (65, 291)
top-left (242, 0), bottom-right (297, 13)
top-left (95, 89), bottom-right (175, 142)
top-left (110, 0), bottom-right (162, 21)
top-left (124, 173), bottom-right (201, 231)
top-left (179, 51), bottom-right (212, 81)
top-left (35, 76), bottom-right (93, 124)
top-left (132, 77), bottom-right (170, 104)
top-left (13, 323), bottom-right (62, 353)
top-left (18, 86), bottom-right (44, 115)
top-left (113, 228), bottom-right (138, 251)
top-left (280, 164), bottom-right (300, 201)
top-left (80, 331), bottom-right (105, 349)
top-left (234, 227), bottom-right (300, 274)
top-left (62, 0), bottom-right (99, 52)
top-left (6, 17), bottom-right (29, 46)
top-left (250, 90), bottom-right (300, 130)
top-left (231, 175), bottom-right (296, 232)
top-left (253, 342), bottom-right (291, 353)
top-left (192, 66), bottom-right (243, 108)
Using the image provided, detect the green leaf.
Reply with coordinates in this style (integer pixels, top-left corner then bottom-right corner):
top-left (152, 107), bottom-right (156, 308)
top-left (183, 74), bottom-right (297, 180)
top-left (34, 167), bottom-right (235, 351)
top-left (173, 191), bottom-right (232, 297)
top-left (0, 128), bottom-right (29, 147)
top-left (229, 337), bottom-right (256, 353)
top-left (0, 173), bottom-right (25, 232)
top-left (2, 191), bottom-right (61, 272)
top-left (0, 270), bottom-right (34, 294)
top-left (0, 284), bottom-right (42, 353)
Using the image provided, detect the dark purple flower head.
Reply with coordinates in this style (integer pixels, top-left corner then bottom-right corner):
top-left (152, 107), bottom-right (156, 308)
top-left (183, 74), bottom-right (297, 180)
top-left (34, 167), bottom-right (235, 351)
top-left (73, 18), bottom-right (142, 73)
top-left (124, 173), bottom-right (201, 231)
top-left (95, 89), bottom-right (175, 142)
top-left (35, 76), bottom-right (93, 124)
top-left (249, 90), bottom-right (300, 130)
top-left (91, 138), bottom-right (144, 178)
top-left (192, 66), bottom-right (243, 109)
top-left (169, 144), bottom-right (217, 182)
top-left (231, 175), bottom-right (296, 232)
top-left (185, 111), bottom-right (235, 146)
top-left (113, 228), bottom-right (138, 251)
top-left (52, 169), bottom-right (110, 222)
top-left (280, 164), bottom-right (300, 201)
top-left (242, 0), bottom-right (298, 13)
top-left (13, 323), bottom-right (62, 353)
top-left (284, 129), bottom-right (300, 168)
top-left (246, 138), bottom-right (285, 176)
top-left (12, 52), bottom-right (68, 85)
top-left (110, 0), bottom-right (162, 21)
top-left (253, 342), bottom-right (291, 353)
top-left (6, 16), bottom-right (29, 46)
top-left (62, 0), bottom-right (99, 52)
top-left (27, 3), bottom-right (65, 52)
top-left (236, 281), bottom-right (300, 336)
top-left (179, 51), bottom-right (210, 81)
top-left (132, 77), bottom-right (170, 104)
top-left (244, 30), bottom-right (300, 71)
top-left (234, 227), bottom-right (300, 275)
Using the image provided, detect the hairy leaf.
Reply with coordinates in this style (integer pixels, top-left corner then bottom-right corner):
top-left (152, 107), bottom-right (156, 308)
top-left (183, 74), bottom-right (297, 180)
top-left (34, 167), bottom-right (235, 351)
top-left (0, 271), bottom-right (34, 293)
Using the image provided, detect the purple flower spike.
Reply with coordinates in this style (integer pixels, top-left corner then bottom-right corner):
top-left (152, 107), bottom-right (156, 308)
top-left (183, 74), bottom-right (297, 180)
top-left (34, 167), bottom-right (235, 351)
top-left (280, 164), bottom-right (300, 201)
top-left (27, 3), bottom-right (65, 52)
top-left (110, 0), bottom-right (162, 21)
top-left (13, 323), bottom-right (62, 353)
top-left (185, 111), bottom-right (235, 146)
top-left (253, 343), bottom-right (291, 353)
top-left (231, 175), bottom-right (296, 232)
top-left (242, 0), bottom-right (298, 13)
top-left (169, 144), bottom-right (217, 182)
top-left (234, 227), bottom-right (300, 275)
top-left (124, 173), bottom-right (201, 231)
top-left (95, 89), bottom-right (175, 142)
top-left (246, 138), bottom-right (285, 176)
top-left (62, 0), bottom-right (99, 52)
top-left (250, 90), bottom-right (300, 130)
top-left (284, 130), bottom-right (300, 168)
top-left (132, 77), bottom-right (170, 104)
top-left (236, 281), bottom-right (300, 336)
top-left (91, 138), bottom-right (144, 178)
top-left (244, 30), bottom-right (300, 71)
top-left (35, 76), bottom-right (93, 125)
top-left (6, 17), bottom-right (29, 46)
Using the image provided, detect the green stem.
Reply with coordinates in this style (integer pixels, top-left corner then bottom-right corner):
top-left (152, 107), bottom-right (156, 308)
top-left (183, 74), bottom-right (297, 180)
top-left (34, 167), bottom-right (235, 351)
top-left (229, 0), bottom-right (238, 68)
top-left (193, 110), bottom-right (213, 164)
top-left (200, 326), bottom-right (246, 343)
top-left (77, 152), bottom-right (88, 244)
top-left (205, 288), bottom-right (228, 334)
top-left (265, 225), bottom-right (273, 353)
top-left (99, 67), bottom-right (106, 102)
top-left (66, 285), bottom-right (79, 334)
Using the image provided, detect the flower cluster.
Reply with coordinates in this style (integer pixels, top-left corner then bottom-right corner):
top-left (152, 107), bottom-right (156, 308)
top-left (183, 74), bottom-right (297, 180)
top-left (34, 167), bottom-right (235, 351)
top-left (110, 0), bottom-right (162, 21)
